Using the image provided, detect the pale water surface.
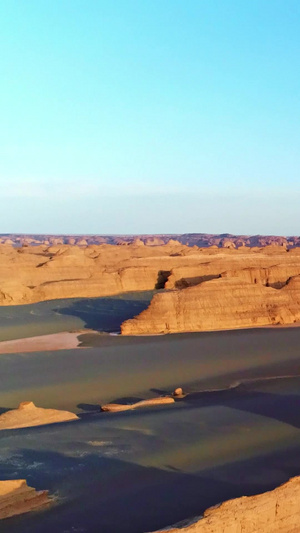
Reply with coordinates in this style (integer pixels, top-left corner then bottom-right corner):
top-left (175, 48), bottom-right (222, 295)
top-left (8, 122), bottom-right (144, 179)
top-left (1, 296), bottom-right (300, 532)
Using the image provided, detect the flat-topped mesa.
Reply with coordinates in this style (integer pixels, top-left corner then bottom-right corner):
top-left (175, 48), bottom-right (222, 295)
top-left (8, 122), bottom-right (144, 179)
top-left (0, 401), bottom-right (79, 430)
top-left (220, 263), bottom-right (300, 288)
top-left (149, 475), bottom-right (300, 533)
top-left (121, 275), bottom-right (300, 335)
top-left (0, 479), bottom-right (50, 520)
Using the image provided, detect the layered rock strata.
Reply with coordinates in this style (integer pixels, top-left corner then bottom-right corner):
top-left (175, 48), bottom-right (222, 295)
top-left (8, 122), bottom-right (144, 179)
top-left (1, 242), bottom-right (300, 306)
top-left (149, 475), bottom-right (300, 533)
top-left (121, 276), bottom-right (300, 334)
top-left (0, 401), bottom-right (78, 430)
top-left (0, 480), bottom-right (50, 520)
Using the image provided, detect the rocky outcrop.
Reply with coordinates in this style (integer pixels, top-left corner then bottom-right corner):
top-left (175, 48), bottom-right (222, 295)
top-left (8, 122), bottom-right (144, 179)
top-left (0, 479), bottom-right (50, 520)
top-left (149, 475), bottom-right (300, 533)
top-left (0, 401), bottom-right (78, 430)
top-left (0, 242), bottom-right (196, 304)
top-left (101, 397), bottom-right (175, 412)
top-left (2, 242), bottom-right (300, 315)
top-left (121, 276), bottom-right (300, 334)
top-left (221, 264), bottom-right (300, 288)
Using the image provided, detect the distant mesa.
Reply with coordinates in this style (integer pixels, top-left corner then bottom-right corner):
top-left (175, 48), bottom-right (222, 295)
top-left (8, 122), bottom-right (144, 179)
top-left (0, 401), bottom-right (78, 430)
top-left (145, 237), bottom-right (165, 246)
top-left (1, 232), bottom-right (300, 248)
top-left (132, 238), bottom-right (145, 246)
top-left (0, 479), bottom-right (50, 520)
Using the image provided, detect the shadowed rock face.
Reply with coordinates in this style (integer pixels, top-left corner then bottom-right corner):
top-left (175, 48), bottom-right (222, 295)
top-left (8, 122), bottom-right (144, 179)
top-left (0, 480), bottom-right (50, 520)
top-left (0, 401), bottom-right (78, 430)
top-left (149, 476), bottom-right (300, 533)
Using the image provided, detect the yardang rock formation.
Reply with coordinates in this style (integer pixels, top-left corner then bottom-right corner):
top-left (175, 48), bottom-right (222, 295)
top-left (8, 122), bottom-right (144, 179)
top-left (0, 480), bottom-right (50, 520)
top-left (0, 401), bottom-right (78, 430)
top-left (2, 242), bottom-right (300, 333)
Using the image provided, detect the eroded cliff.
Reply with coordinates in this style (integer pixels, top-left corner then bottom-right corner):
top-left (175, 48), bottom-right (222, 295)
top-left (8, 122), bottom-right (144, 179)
top-left (1, 242), bottom-right (300, 306)
top-left (121, 275), bottom-right (300, 334)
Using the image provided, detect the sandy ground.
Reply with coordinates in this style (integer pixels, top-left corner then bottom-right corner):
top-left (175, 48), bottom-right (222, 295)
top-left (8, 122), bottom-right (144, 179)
top-left (0, 331), bottom-right (84, 354)
top-left (1, 321), bottom-right (300, 355)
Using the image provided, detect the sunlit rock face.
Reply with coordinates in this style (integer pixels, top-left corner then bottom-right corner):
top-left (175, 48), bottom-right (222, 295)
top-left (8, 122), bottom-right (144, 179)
top-left (3, 242), bottom-right (300, 335)
top-left (0, 480), bottom-right (50, 520)
top-left (1, 240), bottom-right (300, 307)
top-left (0, 401), bottom-right (78, 430)
top-left (121, 275), bottom-right (300, 334)
top-left (149, 476), bottom-right (300, 533)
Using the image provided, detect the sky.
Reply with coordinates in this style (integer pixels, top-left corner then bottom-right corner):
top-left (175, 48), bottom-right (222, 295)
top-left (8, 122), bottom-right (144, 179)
top-left (0, 0), bottom-right (299, 235)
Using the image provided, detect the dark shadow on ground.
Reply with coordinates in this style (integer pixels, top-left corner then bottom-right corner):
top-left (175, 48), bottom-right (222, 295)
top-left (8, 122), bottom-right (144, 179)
top-left (1, 445), bottom-right (300, 533)
top-left (150, 388), bottom-right (169, 396)
top-left (0, 406), bottom-right (11, 415)
top-left (182, 386), bottom-right (300, 429)
top-left (84, 385), bottom-right (300, 430)
top-left (54, 293), bottom-right (154, 333)
top-left (77, 403), bottom-right (100, 412)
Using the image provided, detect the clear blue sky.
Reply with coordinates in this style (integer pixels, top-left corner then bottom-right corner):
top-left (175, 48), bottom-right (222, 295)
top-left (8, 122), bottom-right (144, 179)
top-left (0, 0), bottom-right (299, 234)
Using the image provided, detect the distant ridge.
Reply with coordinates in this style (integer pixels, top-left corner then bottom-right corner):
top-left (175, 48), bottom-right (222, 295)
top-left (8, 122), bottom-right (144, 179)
top-left (1, 233), bottom-right (299, 248)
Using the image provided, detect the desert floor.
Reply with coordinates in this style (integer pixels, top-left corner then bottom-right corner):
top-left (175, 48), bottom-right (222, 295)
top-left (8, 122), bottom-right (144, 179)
top-left (1, 293), bottom-right (300, 532)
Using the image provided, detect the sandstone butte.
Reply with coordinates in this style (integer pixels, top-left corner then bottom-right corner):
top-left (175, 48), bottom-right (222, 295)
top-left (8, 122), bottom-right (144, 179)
top-left (149, 475), bottom-right (300, 533)
top-left (0, 401), bottom-right (78, 430)
top-left (121, 275), bottom-right (300, 334)
top-left (0, 479), bottom-right (50, 520)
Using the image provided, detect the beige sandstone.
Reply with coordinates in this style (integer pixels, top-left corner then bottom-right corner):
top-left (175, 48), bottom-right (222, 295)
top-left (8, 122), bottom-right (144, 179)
top-left (101, 397), bottom-right (175, 412)
top-left (121, 276), bottom-right (300, 334)
top-left (0, 401), bottom-right (78, 430)
top-left (1, 243), bottom-right (300, 306)
top-left (3, 244), bottom-right (300, 335)
top-left (150, 476), bottom-right (300, 533)
top-left (0, 479), bottom-right (50, 520)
